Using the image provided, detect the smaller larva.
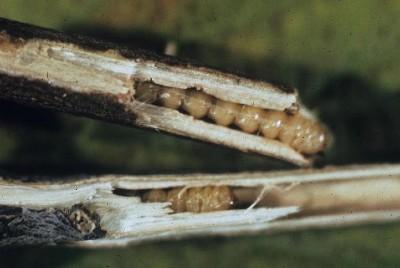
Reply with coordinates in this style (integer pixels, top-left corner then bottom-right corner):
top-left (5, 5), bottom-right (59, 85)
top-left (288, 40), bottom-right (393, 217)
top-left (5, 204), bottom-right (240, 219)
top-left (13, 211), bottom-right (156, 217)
top-left (142, 186), bottom-right (235, 213)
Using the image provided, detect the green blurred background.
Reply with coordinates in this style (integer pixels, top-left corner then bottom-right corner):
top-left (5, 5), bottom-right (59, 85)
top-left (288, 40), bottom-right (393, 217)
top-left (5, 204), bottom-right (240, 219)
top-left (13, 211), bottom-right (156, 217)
top-left (1, 0), bottom-right (400, 267)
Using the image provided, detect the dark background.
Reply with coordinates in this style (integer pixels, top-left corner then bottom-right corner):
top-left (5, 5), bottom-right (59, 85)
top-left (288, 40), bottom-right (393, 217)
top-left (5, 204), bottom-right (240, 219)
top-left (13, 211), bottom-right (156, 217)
top-left (1, 1), bottom-right (400, 267)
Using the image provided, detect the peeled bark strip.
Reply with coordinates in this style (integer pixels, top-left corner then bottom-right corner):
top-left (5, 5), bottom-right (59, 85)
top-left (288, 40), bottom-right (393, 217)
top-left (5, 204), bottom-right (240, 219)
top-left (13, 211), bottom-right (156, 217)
top-left (0, 17), bottom-right (330, 166)
top-left (1, 163), bottom-right (400, 247)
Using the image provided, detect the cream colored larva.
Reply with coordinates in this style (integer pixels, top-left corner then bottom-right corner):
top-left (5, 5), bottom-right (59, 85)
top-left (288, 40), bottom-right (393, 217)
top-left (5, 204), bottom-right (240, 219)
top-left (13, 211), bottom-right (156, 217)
top-left (142, 186), bottom-right (234, 213)
top-left (134, 81), bottom-right (327, 155)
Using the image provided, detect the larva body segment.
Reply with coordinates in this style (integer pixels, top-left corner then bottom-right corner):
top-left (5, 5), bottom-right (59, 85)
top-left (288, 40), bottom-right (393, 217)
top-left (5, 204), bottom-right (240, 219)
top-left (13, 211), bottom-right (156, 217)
top-left (182, 90), bottom-right (213, 119)
top-left (159, 87), bottom-right (185, 109)
top-left (234, 106), bottom-right (263, 133)
top-left (260, 110), bottom-right (287, 139)
top-left (208, 100), bottom-right (240, 126)
top-left (279, 115), bottom-right (305, 145)
top-left (143, 186), bottom-right (235, 213)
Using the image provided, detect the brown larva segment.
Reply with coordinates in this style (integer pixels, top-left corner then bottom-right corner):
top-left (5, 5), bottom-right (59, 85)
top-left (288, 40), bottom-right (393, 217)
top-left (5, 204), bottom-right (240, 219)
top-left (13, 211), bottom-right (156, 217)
top-left (182, 90), bottom-right (213, 119)
top-left (260, 110), bottom-right (287, 139)
top-left (201, 186), bottom-right (235, 212)
top-left (208, 100), bottom-right (241, 126)
top-left (159, 87), bottom-right (185, 109)
top-left (167, 187), bottom-right (188, 212)
top-left (143, 186), bottom-right (234, 213)
top-left (234, 106), bottom-right (263, 133)
top-left (135, 82), bottom-right (161, 104)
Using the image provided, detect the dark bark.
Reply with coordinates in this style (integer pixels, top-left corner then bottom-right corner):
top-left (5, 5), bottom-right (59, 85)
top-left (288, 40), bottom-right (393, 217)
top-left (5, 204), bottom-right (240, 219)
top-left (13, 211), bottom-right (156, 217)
top-left (0, 206), bottom-right (104, 247)
top-left (0, 72), bottom-right (137, 127)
